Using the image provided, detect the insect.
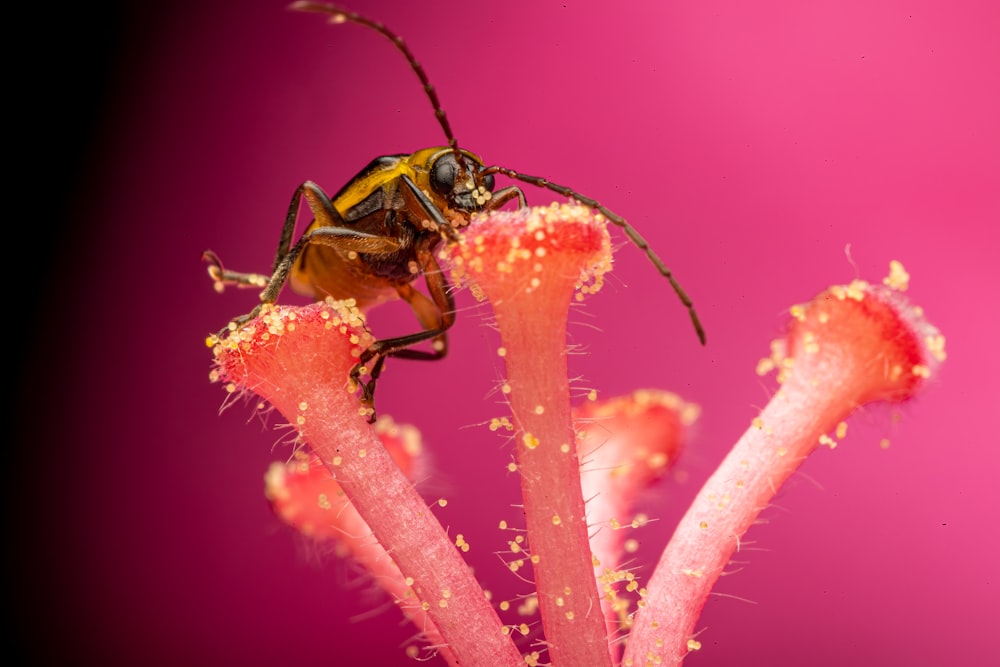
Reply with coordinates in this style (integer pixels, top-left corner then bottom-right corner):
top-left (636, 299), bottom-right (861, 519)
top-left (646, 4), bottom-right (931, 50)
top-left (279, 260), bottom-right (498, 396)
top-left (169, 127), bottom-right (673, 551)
top-left (205, 1), bottom-right (705, 419)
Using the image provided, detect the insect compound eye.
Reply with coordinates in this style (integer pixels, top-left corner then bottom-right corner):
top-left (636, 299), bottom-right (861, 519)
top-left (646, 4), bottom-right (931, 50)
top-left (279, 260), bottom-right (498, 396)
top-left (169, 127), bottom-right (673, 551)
top-left (430, 154), bottom-right (459, 196)
top-left (481, 171), bottom-right (495, 193)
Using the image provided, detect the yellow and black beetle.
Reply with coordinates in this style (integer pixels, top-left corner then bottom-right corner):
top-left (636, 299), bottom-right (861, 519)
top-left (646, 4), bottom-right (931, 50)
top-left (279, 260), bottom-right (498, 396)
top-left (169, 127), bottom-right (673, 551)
top-left (205, 2), bottom-right (704, 417)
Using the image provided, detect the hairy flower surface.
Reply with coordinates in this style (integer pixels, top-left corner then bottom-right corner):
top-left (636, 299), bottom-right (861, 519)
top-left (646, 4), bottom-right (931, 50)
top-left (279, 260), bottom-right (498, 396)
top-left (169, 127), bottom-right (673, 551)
top-left (576, 390), bottom-right (698, 646)
top-left (623, 268), bottom-right (945, 666)
top-left (211, 300), bottom-right (522, 667)
top-left (448, 203), bottom-right (616, 666)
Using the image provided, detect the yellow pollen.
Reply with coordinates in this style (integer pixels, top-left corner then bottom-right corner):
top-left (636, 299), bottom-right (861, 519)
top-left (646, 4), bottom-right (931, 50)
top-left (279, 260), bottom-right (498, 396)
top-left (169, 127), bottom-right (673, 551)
top-left (883, 259), bottom-right (910, 291)
top-left (926, 334), bottom-right (947, 361)
top-left (756, 358), bottom-right (776, 376)
top-left (522, 432), bottom-right (540, 449)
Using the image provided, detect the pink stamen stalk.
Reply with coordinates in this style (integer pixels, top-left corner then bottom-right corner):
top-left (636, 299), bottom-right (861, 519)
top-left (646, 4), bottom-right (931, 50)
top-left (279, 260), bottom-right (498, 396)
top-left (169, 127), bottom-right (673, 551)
top-left (622, 271), bottom-right (946, 666)
top-left (211, 300), bottom-right (522, 667)
top-left (575, 390), bottom-right (697, 654)
top-left (448, 203), bottom-right (615, 666)
top-left (265, 418), bottom-right (460, 664)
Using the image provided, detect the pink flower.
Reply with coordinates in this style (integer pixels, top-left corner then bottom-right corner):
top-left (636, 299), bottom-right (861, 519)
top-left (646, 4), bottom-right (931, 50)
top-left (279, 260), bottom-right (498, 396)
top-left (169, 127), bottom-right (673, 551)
top-left (211, 207), bottom-right (944, 665)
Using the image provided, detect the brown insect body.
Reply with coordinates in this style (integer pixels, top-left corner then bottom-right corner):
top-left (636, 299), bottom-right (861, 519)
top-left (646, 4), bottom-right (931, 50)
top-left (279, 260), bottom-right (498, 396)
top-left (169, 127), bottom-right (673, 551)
top-left (205, 3), bottom-right (704, 420)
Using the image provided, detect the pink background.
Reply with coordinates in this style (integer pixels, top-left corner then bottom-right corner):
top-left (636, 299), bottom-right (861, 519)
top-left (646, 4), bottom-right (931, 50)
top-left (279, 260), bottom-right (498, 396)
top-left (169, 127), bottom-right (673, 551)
top-left (17, 1), bottom-right (997, 664)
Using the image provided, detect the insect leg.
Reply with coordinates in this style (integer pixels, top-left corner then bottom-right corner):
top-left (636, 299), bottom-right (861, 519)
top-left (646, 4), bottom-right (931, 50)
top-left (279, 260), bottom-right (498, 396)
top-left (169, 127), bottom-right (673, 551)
top-left (220, 181), bottom-right (399, 333)
top-left (358, 281), bottom-right (450, 411)
top-left (484, 166), bottom-right (707, 345)
top-left (202, 250), bottom-right (270, 292)
top-left (353, 259), bottom-right (454, 419)
top-left (486, 186), bottom-right (527, 211)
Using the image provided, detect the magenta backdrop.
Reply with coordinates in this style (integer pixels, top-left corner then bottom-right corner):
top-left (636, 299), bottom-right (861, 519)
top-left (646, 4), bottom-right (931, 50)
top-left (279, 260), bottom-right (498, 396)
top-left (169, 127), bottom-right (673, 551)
top-left (20, 1), bottom-right (997, 665)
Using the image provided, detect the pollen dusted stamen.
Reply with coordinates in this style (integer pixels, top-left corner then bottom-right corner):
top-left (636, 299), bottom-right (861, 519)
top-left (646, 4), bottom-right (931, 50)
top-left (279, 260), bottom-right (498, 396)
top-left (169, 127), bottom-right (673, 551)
top-left (445, 202), bottom-right (617, 667)
top-left (623, 264), bottom-right (945, 666)
top-left (211, 293), bottom-right (522, 666)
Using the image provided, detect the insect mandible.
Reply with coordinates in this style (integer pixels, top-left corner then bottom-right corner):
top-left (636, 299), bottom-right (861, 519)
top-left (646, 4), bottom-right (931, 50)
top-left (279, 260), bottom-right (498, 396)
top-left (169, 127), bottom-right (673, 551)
top-left (204, 1), bottom-right (705, 419)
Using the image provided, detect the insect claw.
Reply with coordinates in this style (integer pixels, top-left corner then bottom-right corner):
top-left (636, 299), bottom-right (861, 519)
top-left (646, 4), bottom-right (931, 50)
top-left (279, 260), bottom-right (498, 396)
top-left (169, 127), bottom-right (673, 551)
top-left (202, 250), bottom-right (227, 291)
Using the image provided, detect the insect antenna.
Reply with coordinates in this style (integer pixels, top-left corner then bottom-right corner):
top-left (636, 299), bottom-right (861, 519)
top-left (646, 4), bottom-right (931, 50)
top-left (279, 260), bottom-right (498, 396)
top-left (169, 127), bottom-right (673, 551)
top-left (484, 165), bottom-right (707, 345)
top-left (289, 3), bottom-right (468, 173)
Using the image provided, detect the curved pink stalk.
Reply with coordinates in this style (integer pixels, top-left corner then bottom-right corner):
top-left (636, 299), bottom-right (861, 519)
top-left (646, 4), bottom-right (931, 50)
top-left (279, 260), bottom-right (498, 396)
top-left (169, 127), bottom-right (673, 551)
top-left (265, 418), bottom-right (460, 664)
top-left (448, 203), bottom-right (615, 666)
top-left (575, 390), bottom-right (697, 654)
top-left (622, 270), bottom-right (946, 666)
top-left (211, 300), bottom-right (522, 667)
